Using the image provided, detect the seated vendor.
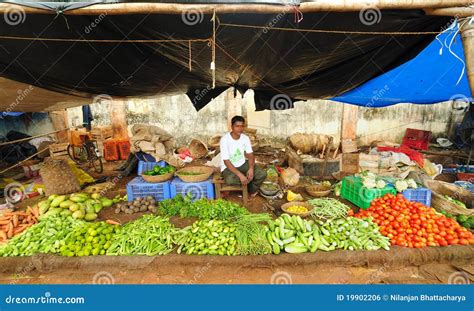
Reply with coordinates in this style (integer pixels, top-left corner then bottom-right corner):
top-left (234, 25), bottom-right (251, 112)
top-left (220, 116), bottom-right (267, 197)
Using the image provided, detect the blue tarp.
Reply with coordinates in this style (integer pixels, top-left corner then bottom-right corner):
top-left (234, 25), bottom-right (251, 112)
top-left (333, 26), bottom-right (472, 107)
top-left (1, 112), bottom-right (24, 117)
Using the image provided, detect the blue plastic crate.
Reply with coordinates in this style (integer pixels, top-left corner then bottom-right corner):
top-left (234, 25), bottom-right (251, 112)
top-left (126, 177), bottom-right (171, 202)
top-left (137, 160), bottom-right (166, 175)
top-left (402, 188), bottom-right (432, 207)
top-left (454, 181), bottom-right (474, 194)
top-left (170, 177), bottom-right (215, 201)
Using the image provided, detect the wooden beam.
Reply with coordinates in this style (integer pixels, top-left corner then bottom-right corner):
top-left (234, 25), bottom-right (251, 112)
top-left (0, 1), bottom-right (470, 15)
top-left (461, 21), bottom-right (474, 99)
top-left (425, 7), bottom-right (474, 17)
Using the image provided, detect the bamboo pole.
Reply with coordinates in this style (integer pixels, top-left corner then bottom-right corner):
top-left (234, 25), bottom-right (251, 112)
top-left (461, 21), bottom-right (474, 98)
top-left (0, 1), bottom-right (471, 15)
top-left (0, 127), bottom-right (72, 147)
top-left (425, 7), bottom-right (474, 17)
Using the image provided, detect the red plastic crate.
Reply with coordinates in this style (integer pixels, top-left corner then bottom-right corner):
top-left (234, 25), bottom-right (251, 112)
top-left (401, 128), bottom-right (432, 150)
top-left (457, 172), bottom-right (474, 183)
top-left (103, 140), bottom-right (119, 161)
top-left (117, 140), bottom-right (131, 160)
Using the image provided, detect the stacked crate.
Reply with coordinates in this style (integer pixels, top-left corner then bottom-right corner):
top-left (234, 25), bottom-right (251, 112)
top-left (91, 126), bottom-right (113, 157)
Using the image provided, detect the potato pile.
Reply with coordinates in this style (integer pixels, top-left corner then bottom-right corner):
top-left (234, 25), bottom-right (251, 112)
top-left (114, 196), bottom-right (157, 214)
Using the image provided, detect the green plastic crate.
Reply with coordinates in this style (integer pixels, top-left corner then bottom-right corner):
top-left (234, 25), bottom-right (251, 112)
top-left (341, 176), bottom-right (396, 209)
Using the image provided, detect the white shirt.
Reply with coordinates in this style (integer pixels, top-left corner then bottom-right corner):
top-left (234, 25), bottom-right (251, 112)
top-left (220, 133), bottom-right (253, 171)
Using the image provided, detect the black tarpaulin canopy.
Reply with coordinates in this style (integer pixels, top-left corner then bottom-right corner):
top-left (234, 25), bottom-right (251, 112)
top-left (0, 0), bottom-right (458, 111)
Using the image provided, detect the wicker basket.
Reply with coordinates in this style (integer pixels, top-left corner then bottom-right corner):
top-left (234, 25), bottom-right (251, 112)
top-left (208, 135), bottom-right (222, 150)
top-left (281, 202), bottom-right (313, 217)
top-left (176, 166), bottom-right (214, 183)
top-left (425, 180), bottom-right (474, 216)
top-left (305, 184), bottom-right (331, 197)
top-left (141, 172), bottom-right (174, 183)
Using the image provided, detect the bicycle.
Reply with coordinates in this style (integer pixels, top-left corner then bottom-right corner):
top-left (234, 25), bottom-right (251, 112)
top-left (67, 132), bottom-right (103, 174)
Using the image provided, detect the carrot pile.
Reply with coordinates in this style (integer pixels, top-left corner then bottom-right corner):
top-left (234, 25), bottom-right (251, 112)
top-left (0, 206), bottom-right (39, 241)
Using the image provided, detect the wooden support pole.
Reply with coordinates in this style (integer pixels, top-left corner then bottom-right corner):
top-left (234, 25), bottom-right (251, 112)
top-left (461, 20), bottom-right (474, 99)
top-left (0, 1), bottom-right (470, 15)
top-left (108, 101), bottom-right (129, 139)
top-left (341, 104), bottom-right (359, 153)
top-left (48, 110), bottom-right (69, 143)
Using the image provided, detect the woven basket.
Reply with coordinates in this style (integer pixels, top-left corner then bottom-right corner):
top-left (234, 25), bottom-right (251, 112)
top-left (305, 184), bottom-right (331, 197)
top-left (281, 202), bottom-right (313, 217)
top-left (425, 180), bottom-right (474, 216)
top-left (141, 172), bottom-right (174, 183)
top-left (208, 135), bottom-right (222, 150)
top-left (176, 166), bottom-right (214, 183)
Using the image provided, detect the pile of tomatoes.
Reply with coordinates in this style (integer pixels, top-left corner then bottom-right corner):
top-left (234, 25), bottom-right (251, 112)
top-left (354, 194), bottom-right (474, 247)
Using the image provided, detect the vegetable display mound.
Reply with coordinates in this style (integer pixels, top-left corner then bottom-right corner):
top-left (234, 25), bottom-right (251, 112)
top-left (315, 218), bottom-right (390, 251)
top-left (440, 211), bottom-right (474, 230)
top-left (0, 216), bottom-right (83, 257)
top-left (308, 198), bottom-right (351, 220)
top-left (176, 219), bottom-right (238, 255)
top-left (37, 192), bottom-right (113, 222)
top-left (233, 213), bottom-right (272, 255)
top-left (143, 164), bottom-right (175, 176)
top-left (61, 221), bottom-right (120, 257)
top-left (267, 214), bottom-right (389, 254)
top-left (355, 194), bottom-right (474, 247)
top-left (159, 195), bottom-right (248, 220)
top-left (107, 215), bottom-right (178, 256)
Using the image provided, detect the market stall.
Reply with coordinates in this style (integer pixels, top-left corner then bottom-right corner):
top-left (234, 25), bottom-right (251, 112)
top-left (0, 0), bottom-right (473, 285)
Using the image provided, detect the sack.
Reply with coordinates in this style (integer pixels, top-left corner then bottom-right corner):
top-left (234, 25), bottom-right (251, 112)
top-left (40, 159), bottom-right (80, 196)
top-left (281, 168), bottom-right (300, 186)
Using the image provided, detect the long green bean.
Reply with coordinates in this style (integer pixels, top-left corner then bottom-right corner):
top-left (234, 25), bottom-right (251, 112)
top-left (308, 198), bottom-right (350, 220)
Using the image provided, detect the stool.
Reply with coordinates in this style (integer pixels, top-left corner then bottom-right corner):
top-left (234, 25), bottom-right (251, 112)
top-left (213, 172), bottom-right (248, 206)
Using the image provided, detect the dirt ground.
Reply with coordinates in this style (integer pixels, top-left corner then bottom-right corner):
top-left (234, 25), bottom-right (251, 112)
top-left (1, 154), bottom-right (473, 285)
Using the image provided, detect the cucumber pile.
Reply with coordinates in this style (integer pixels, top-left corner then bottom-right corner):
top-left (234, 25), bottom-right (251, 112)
top-left (266, 214), bottom-right (391, 254)
top-left (37, 192), bottom-right (114, 221)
